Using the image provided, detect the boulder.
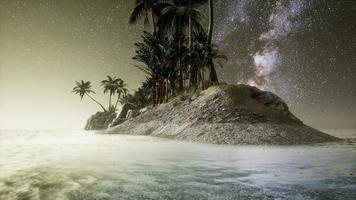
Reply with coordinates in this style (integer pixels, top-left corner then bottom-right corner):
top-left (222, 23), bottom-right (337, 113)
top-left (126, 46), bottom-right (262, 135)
top-left (126, 109), bottom-right (140, 119)
top-left (110, 103), bottom-right (135, 127)
top-left (117, 103), bottom-right (135, 119)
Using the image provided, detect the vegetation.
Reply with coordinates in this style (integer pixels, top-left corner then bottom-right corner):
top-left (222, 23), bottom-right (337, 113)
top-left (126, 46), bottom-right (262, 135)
top-left (73, 0), bottom-right (227, 112)
top-left (121, 79), bottom-right (153, 109)
top-left (72, 80), bottom-right (107, 112)
top-left (101, 76), bottom-right (127, 112)
top-left (130, 0), bottom-right (227, 107)
top-left (72, 78), bottom-right (128, 113)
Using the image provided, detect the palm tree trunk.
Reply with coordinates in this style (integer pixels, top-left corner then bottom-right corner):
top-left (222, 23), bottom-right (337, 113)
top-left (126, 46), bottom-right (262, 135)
top-left (109, 93), bottom-right (112, 110)
top-left (170, 78), bottom-right (176, 96)
top-left (86, 93), bottom-right (107, 112)
top-left (156, 83), bottom-right (160, 104)
top-left (188, 0), bottom-right (194, 88)
top-left (201, 67), bottom-right (205, 89)
top-left (176, 18), bottom-right (183, 92)
top-left (161, 80), bottom-right (165, 104)
top-left (208, 0), bottom-right (219, 84)
top-left (165, 79), bottom-right (169, 102)
top-left (162, 79), bottom-right (166, 103)
top-left (152, 87), bottom-right (156, 106)
top-left (151, 11), bottom-right (156, 33)
top-left (114, 93), bottom-right (121, 110)
top-left (209, 63), bottom-right (218, 84)
top-left (159, 80), bottom-right (163, 104)
top-left (208, 0), bottom-right (214, 43)
top-left (197, 68), bottom-right (202, 88)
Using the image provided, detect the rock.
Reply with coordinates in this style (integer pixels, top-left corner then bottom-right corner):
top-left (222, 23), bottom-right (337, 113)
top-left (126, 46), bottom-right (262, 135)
top-left (117, 103), bottom-right (135, 119)
top-left (139, 107), bottom-right (151, 114)
top-left (126, 109), bottom-right (140, 119)
top-left (85, 112), bottom-right (116, 130)
top-left (105, 84), bottom-right (340, 145)
top-left (110, 103), bottom-right (135, 127)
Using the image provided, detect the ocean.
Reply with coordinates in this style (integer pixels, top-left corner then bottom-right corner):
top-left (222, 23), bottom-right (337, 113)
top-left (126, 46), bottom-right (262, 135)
top-left (0, 129), bottom-right (355, 199)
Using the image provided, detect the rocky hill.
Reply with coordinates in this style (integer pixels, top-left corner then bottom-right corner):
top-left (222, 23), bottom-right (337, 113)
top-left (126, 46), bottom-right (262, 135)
top-left (105, 84), bottom-right (339, 145)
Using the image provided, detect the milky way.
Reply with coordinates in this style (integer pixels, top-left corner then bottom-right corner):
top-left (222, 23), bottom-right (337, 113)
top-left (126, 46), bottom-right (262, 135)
top-left (248, 0), bottom-right (308, 91)
top-left (214, 0), bottom-right (356, 128)
top-left (216, 0), bottom-right (310, 101)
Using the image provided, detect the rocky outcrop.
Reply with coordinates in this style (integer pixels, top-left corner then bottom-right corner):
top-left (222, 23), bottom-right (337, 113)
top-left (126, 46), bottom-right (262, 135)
top-left (85, 112), bottom-right (116, 130)
top-left (126, 109), bottom-right (140, 119)
top-left (109, 103), bottom-right (135, 127)
top-left (105, 84), bottom-right (340, 145)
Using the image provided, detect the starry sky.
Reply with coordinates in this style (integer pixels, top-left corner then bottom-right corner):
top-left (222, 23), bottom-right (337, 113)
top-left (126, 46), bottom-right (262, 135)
top-left (0, 0), bottom-right (355, 130)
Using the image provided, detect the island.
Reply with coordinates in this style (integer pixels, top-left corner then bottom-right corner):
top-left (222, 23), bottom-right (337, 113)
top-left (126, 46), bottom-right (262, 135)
top-left (70, 0), bottom-right (341, 146)
top-left (104, 84), bottom-right (339, 145)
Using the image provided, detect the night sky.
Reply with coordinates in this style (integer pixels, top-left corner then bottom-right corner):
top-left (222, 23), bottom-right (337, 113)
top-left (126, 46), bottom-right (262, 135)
top-left (0, 0), bottom-right (355, 130)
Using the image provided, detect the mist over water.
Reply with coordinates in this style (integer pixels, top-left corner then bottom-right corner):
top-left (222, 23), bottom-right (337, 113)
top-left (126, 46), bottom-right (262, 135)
top-left (0, 130), bottom-right (355, 199)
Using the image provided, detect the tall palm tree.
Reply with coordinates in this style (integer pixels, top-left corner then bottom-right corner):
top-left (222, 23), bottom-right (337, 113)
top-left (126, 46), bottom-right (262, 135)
top-left (130, 0), bottom-right (158, 33)
top-left (133, 32), bottom-right (161, 104)
top-left (157, 0), bottom-right (205, 90)
top-left (187, 0), bottom-right (207, 88)
top-left (133, 31), bottom-right (179, 104)
top-left (157, 0), bottom-right (203, 90)
top-left (207, 0), bottom-right (218, 84)
top-left (72, 80), bottom-right (107, 112)
top-left (193, 30), bottom-right (227, 88)
top-left (188, 0), bottom-right (194, 88)
top-left (101, 76), bottom-right (120, 111)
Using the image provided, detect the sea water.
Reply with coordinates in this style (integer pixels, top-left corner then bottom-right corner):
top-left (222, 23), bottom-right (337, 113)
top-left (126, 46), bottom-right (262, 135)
top-left (0, 130), bottom-right (355, 199)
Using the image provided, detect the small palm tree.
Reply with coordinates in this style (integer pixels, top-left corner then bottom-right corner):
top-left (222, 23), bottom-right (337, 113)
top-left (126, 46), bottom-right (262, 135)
top-left (114, 79), bottom-right (128, 110)
top-left (72, 80), bottom-right (107, 112)
top-left (101, 76), bottom-right (120, 111)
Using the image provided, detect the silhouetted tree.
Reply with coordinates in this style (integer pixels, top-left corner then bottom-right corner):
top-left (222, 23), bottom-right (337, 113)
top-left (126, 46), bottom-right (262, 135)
top-left (128, 0), bottom-right (227, 106)
top-left (130, 0), bottom-right (159, 33)
top-left (101, 76), bottom-right (121, 111)
top-left (207, 0), bottom-right (219, 84)
top-left (114, 78), bottom-right (128, 110)
top-left (72, 80), bottom-right (107, 112)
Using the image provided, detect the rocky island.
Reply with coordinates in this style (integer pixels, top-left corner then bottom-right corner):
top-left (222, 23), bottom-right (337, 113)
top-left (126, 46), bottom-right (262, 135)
top-left (104, 84), bottom-right (339, 145)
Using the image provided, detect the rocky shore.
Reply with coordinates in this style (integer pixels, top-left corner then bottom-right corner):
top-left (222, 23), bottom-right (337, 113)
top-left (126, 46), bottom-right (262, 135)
top-left (104, 84), bottom-right (339, 145)
top-left (84, 112), bottom-right (116, 130)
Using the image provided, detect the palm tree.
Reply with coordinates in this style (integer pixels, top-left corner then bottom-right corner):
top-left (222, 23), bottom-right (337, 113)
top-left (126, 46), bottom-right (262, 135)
top-left (129, 0), bottom-right (225, 105)
top-left (133, 31), bottom-right (179, 104)
top-left (119, 79), bottom-right (153, 109)
top-left (186, 0), bottom-right (207, 89)
top-left (193, 30), bottom-right (227, 88)
top-left (207, 0), bottom-right (218, 84)
top-left (157, 0), bottom-right (204, 91)
top-left (158, 0), bottom-right (206, 89)
top-left (101, 76), bottom-right (120, 111)
top-left (113, 79), bottom-right (128, 110)
top-left (130, 0), bottom-right (159, 33)
top-left (72, 80), bottom-right (107, 112)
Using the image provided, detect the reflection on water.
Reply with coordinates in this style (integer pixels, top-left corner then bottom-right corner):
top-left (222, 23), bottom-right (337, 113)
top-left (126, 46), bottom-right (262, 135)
top-left (0, 130), bottom-right (355, 199)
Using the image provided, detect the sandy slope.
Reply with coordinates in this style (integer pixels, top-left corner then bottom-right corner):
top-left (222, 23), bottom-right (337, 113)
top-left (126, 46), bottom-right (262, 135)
top-left (106, 84), bottom-right (339, 145)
